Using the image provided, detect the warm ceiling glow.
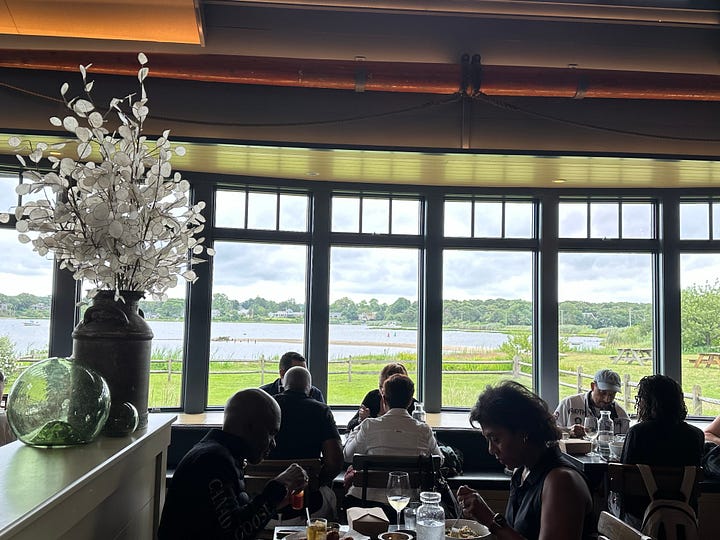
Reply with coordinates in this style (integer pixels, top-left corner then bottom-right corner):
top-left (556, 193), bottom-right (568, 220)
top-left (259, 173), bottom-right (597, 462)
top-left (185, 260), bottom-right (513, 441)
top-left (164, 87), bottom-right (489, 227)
top-left (0, 0), bottom-right (203, 44)
top-left (2, 134), bottom-right (720, 188)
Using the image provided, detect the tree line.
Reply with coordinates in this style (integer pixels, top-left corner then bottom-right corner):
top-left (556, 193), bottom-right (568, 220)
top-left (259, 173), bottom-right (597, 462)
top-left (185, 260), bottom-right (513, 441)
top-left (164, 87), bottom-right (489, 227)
top-left (3, 281), bottom-right (720, 351)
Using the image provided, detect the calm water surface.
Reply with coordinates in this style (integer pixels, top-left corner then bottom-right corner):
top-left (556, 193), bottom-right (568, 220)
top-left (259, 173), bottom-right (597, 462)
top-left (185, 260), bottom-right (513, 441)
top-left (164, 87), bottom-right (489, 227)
top-left (0, 318), bottom-right (602, 360)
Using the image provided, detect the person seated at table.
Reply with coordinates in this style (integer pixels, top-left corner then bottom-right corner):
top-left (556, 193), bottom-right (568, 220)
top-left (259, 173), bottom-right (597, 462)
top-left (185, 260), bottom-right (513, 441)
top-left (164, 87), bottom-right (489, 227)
top-left (457, 381), bottom-right (593, 540)
top-left (346, 362), bottom-right (418, 431)
top-left (158, 389), bottom-right (308, 540)
top-left (621, 374), bottom-right (703, 466)
top-left (616, 374), bottom-right (704, 528)
top-left (270, 366), bottom-right (343, 520)
top-left (702, 414), bottom-right (720, 479)
top-left (343, 374), bottom-right (443, 508)
top-left (554, 368), bottom-right (630, 437)
top-left (704, 413), bottom-right (720, 446)
top-left (0, 371), bottom-right (16, 446)
top-left (260, 351), bottom-right (325, 403)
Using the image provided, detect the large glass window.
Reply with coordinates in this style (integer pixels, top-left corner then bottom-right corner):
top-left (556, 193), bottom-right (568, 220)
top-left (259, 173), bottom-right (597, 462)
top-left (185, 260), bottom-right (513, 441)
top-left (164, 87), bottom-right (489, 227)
top-left (442, 251), bottom-right (533, 406)
top-left (0, 228), bottom-right (53, 388)
top-left (327, 246), bottom-right (419, 405)
top-left (3, 166), bottom-right (719, 416)
top-left (208, 242), bottom-right (307, 406)
top-left (558, 252), bottom-right (654, 412)
top-left (680, 256), bottom-right (720, 417)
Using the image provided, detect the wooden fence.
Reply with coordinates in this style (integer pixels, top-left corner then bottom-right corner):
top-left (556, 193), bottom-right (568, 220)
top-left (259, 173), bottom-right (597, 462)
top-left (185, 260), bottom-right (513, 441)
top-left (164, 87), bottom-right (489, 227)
top-left (14, 354), bottom-right (720, 414)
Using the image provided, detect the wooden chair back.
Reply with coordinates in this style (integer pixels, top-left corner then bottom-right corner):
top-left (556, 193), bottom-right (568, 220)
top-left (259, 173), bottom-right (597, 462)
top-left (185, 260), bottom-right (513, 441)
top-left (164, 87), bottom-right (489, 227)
top-left (350, 454), bottom-right (441, 502)
top-left (597, 511), bottom-right (652, 540)
top-left (244, 458), bottom-right (323, 497)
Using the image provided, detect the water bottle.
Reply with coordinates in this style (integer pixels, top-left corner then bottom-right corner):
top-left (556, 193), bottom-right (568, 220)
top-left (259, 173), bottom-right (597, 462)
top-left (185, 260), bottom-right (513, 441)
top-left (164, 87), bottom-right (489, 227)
top-left (597, 410), bottom-right (613, 459)
top-left (412, 402), bottom-right (426, 423)
top-left (416, 491), bottom-right (444, 540)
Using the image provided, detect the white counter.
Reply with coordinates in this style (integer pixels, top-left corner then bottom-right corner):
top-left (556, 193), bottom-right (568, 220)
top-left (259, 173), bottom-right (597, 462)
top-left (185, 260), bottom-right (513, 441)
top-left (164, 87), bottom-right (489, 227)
top-left (0, 413), bottom-right (175, 540)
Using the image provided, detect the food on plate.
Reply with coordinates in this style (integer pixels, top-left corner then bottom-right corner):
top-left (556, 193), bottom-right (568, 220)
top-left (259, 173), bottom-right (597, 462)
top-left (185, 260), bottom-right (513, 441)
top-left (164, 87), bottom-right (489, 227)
top-left (445, 525), bottom-right (483, 538)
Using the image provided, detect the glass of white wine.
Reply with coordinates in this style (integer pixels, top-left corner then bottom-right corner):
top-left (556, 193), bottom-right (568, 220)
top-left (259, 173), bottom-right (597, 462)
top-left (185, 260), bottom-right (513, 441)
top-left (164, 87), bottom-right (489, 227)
top-left (583, 415), bottom-right (599, 455)
top-left (386, 471), bottom-right (412, 530)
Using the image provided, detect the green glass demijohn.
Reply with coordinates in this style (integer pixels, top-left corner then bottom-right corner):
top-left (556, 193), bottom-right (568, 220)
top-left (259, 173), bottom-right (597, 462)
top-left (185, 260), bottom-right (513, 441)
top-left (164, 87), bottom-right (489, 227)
top-left (6, 357), bottom-right (111, 447)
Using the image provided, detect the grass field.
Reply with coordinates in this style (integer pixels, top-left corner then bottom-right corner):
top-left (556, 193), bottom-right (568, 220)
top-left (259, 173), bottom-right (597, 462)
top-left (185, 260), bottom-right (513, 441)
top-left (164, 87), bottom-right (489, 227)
top-left (144, 347), bottom-right (720, 417)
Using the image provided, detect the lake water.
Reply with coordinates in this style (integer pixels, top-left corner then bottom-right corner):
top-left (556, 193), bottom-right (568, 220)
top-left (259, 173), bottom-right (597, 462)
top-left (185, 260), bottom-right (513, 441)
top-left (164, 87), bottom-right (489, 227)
top-left (0, 318), bottom-right (602, 360)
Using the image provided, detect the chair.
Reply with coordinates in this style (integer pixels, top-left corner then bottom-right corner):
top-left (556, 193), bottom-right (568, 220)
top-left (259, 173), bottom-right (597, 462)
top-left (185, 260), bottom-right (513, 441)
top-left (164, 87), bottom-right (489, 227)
top-left (244, 458), bottom-right (323, 497)
top-left (350, 454), bottom-right (442, 503)
top-left (598, 511), bottom-right (652, 540)
top-left (607, 463), bottom-right (702, 538)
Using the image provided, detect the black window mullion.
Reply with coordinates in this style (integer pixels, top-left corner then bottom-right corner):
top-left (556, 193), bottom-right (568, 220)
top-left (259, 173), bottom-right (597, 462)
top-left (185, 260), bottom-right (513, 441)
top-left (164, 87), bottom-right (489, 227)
top-left (243, 187), bottom-right (249, 229)
top-left (275, 191), bottom-right (281, 231)
top-left (388, 197), bottom-right (394, 234)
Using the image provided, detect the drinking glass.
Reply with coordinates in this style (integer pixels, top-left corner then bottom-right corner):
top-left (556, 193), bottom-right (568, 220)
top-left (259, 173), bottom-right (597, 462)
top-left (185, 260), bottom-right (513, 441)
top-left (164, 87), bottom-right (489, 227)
top-left (307, 518), bottom-right (327, 540)
top-left (386, 471), bottom-right (412, 530)
top-left (583, 415), bottom-right (599, 455)
top-left (403, 501), bottom-right (420, 530)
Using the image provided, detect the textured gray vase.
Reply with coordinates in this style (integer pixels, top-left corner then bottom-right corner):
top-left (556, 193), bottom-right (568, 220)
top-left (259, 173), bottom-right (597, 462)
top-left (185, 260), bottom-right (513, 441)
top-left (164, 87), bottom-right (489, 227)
top-left (72, 290), bottom-right (154, 436)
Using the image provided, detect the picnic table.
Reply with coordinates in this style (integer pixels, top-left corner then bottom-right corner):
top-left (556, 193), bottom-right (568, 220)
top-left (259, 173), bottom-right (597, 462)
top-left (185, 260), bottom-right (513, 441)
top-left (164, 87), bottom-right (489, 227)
top-left (693, 352), bottom-right (720, 368)
top-left (611, 347), bottom-right (652, 366)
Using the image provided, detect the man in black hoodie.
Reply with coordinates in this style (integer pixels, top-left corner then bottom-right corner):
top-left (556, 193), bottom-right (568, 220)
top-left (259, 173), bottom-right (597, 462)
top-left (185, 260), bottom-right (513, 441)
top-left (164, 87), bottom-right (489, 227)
top-left (158, 388), bottom-right (307, 540)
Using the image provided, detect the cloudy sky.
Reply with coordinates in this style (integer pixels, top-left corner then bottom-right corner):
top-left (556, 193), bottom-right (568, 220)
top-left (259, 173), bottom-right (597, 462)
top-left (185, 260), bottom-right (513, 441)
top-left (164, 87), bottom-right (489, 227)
top-left (1, 175), bottom-right (718, 306)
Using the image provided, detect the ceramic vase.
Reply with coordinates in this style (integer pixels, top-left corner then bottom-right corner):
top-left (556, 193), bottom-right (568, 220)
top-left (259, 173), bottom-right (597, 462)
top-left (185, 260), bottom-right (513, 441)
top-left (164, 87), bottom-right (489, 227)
top-left (72, 290), bottom-right (153, 436)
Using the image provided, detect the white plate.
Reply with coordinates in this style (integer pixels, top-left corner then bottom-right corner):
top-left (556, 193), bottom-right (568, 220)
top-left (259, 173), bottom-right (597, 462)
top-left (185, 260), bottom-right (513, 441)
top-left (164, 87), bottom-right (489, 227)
top-left (445, 519), bottom-right (492, 539)
top-left (283, 528), bottom-right (370, 540)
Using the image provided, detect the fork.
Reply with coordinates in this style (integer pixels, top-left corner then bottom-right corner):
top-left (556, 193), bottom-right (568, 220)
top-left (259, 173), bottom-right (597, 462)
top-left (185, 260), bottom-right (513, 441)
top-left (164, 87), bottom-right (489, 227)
top-left (449, 490), bottom-right (464, 531)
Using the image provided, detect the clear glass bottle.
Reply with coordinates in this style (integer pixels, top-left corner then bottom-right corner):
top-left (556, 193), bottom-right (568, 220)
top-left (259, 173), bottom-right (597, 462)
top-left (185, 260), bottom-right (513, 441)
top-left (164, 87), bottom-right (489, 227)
top-left (416, 491), bottom-right (444, 540)
top-left (412, 401), bottom-right (426, 422)
top-left (597, 410), bottom-right (614, 459)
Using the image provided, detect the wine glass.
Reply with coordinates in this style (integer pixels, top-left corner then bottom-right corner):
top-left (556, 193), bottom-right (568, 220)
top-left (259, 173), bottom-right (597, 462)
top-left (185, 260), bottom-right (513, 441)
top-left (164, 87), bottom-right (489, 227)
top-left (387, 471), bottom-right (412, 530)
top-left (583, 415), bottom-right (599, 455)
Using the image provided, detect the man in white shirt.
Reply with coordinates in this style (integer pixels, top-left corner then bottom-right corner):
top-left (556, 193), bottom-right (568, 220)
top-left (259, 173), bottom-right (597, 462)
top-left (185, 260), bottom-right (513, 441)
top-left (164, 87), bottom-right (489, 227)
top-left (554, 368), bottom-right (630, 437)
top-left (343, 374), bottom-right (442, 505)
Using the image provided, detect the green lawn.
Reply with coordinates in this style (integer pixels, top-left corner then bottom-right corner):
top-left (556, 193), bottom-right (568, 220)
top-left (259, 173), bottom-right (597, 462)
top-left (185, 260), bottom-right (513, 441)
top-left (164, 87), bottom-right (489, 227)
top-left (17, 346), bottom-right (717, 417)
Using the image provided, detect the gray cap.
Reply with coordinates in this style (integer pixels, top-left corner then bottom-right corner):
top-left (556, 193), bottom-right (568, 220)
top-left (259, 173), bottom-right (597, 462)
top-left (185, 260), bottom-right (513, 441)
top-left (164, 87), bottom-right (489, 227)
top-left (594, 369), bottom-right (621, 392)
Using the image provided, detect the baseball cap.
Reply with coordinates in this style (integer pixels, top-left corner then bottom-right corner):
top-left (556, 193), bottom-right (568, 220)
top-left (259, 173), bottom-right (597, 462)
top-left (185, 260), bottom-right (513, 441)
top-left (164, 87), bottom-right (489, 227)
top-left (594, 369), bottom-right (621, 392)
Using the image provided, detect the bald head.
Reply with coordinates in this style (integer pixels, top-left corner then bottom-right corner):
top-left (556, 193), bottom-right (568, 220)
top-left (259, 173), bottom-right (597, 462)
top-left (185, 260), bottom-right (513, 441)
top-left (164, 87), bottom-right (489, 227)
top-left (283, 366), bottom-right (312, 395)
top-left (224, 389), bottom-right (281, 464)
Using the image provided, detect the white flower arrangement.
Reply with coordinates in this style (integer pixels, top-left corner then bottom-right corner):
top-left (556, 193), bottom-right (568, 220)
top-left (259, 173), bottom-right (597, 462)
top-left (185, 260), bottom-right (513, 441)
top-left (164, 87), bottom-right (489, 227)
top-left (1, 53), bottom-right (214, 301)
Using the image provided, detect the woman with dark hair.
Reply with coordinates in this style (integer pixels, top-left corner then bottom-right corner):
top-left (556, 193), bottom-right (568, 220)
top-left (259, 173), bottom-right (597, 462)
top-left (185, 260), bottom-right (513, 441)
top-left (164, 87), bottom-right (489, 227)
top-left (456, 381), bottom-right (593, 540)
top-left (346, 362), bottom-right (418, 431)
top-left (621, 374), bottom-right (704, 466)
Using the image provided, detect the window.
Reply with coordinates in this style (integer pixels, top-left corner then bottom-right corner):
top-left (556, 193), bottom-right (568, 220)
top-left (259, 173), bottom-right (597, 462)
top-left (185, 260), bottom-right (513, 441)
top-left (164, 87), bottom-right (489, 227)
top-left (558, 253), bottom-right (654, 408)
top-left (208, 188), bottom-right (310, 406)
top-left (208, 242), bottom-right (308, 406)
top-left (216, 188), bottom-right (308, 232)
top-left (0, 228), bottom-right (53, 387)
top-left (331, 195), bottom-right (420, 235)
top-left (327, 246), bottom-right (419, 405)
top-left (442, 250), bottom-right (533, 406)
top-left (559, 200), bottom-right (654, 239)
top-left (445, 198), bottom-right (534, 239)
top-left (680, 256), bottom-right (720, 417)
top-left (2, 165), bottom-right (716, 417)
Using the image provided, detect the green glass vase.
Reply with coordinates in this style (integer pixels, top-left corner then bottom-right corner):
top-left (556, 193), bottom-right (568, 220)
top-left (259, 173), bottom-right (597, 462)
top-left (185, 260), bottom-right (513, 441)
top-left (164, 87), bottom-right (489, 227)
top-left (6, 357), bottom-right (111, 447)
